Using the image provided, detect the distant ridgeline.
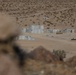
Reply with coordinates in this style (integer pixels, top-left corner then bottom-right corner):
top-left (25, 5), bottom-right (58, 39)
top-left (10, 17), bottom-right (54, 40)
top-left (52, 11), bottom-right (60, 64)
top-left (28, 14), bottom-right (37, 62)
top-left (0, 0), bottom-right (76, 30)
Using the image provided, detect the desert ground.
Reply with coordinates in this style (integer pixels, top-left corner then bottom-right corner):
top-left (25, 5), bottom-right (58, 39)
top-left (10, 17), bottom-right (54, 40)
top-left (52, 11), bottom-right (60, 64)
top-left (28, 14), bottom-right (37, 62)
top-left (17, 33), bottom-right (76, 60)
top-left (0, 0), bottom-right (76, 75)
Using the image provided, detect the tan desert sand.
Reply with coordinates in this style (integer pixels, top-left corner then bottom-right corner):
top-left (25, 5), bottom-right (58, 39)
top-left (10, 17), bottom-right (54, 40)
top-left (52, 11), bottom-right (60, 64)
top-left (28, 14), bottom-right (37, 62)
top-left (16, 32), bottom-right (76, 60)
top-left (0, 0), bottom-right (76, 75)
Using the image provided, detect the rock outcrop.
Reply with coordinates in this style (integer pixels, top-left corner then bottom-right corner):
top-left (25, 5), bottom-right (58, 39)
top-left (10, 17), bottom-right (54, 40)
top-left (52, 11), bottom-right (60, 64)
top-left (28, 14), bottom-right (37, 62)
top-left (28, 46), bottom-right (60, 63)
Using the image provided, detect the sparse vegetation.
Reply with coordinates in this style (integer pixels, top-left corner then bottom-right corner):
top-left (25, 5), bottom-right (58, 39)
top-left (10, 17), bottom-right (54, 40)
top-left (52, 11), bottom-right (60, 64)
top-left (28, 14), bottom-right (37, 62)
top-left (0, 1), bottom-right (76, 75)
top-left (0, 0), bottom-right (75, 29)
top-left (53, 50), bottom-right (66, 61)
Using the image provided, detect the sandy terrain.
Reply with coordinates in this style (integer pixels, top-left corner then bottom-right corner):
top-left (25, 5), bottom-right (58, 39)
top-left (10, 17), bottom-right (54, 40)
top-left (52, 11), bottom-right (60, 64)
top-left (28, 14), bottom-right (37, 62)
top-left (0, 0), bottom-right (76, 29)
top-left (0, 0), bottom-right (76, 61)
top-left (17, 33), bottom-right (76, 60)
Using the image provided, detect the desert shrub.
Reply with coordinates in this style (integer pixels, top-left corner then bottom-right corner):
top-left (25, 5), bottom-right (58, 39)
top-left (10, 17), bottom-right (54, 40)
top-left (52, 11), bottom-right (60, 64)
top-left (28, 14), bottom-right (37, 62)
top-left (53, 50), bottom-right (66, 61)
